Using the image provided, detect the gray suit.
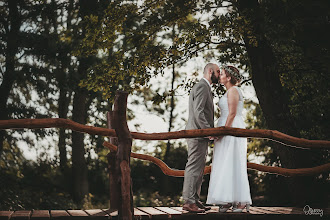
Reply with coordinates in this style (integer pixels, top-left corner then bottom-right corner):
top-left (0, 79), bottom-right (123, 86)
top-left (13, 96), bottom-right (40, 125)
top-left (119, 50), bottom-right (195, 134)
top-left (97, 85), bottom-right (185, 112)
top-left (183, 79), bottom-right (214, 204)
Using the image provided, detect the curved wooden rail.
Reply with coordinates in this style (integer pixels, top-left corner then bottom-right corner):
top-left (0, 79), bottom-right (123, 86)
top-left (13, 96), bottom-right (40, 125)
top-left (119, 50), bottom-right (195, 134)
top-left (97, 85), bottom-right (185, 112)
top-left (0, 118), bottom-right (330, 149)
top-left (0, 118), bottom-right (116, 137)
top-left (103, 142), bottom-right (330, 177)
top-left (131, 127), bottom-right (330, 149)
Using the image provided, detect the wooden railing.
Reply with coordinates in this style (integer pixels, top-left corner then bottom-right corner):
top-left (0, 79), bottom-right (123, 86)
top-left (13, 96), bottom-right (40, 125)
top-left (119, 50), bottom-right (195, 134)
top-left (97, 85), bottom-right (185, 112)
top-left (103, 142), bottom-right (330, 177)
top-left (1, 118), bottom-right (329, 149)
top-left (0, 91), bottom-right (330, 220)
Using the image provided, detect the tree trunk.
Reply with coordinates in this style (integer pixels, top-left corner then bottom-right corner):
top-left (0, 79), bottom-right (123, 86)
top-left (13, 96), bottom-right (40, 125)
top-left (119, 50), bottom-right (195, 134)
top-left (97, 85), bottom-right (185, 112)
top-left (0, 0), bottom-right (20, 158)
top-left (107, 111), bottom-right (120, 210)
top-left (71, 63), bottom-right (90, 203)
top-left (70, 0), bottom-right (99, 204)
top-left (235, 0), bottom-right (316, 206)
top-left (109, 91), bottom-right (134, 220)
top-left (71, 89), bottom-right (89, 203)
top-left (58, 86), bottom-right (70, 173)
top-left (164, 63), bottom-right (176, 163)
top-left (51, 0), bottom-right (72, 175)
top-left (163, 49), bottom-right (176, 194)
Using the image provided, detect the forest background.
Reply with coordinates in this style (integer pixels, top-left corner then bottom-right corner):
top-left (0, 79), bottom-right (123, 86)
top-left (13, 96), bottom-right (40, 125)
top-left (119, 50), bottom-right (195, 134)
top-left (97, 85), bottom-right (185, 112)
top-left (0, 0), bottom-right (329, 210)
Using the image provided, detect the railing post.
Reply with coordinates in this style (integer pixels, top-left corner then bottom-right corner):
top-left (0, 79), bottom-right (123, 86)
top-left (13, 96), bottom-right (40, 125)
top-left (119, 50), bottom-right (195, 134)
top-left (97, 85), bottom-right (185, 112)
top-left (107, 111), bottom-right (120, 210)
top-left (109, 91), bottom-right (134, 220)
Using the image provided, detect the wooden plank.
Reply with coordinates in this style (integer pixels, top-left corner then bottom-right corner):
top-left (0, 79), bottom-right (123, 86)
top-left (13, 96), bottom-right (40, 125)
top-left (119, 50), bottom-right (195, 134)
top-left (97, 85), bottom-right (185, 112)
top-left (263, 207), bottom-right (295, 215)
top-left (137, 207), bottom-right (167, 215)
top-left (245, 207), bottom-right (269, 220)
top-left (155, 207), bottom-right (181, 215)
top-left (67, 210), bottom-right (88, 220)
top-left (101, 209), bottom-right (118, 219)
top-left (256, 207), bottom-right (285, 214)
top-left (0, 211), bottom-right (14, 220)
top-left (133, 208), bottom-right (150, 220)
top-left (274, 207), bottom-right (303, 215)
top-left (166, 207), bottom-right (182, 212)
top-left (205, 206), bottom-right (218, 213)
top-left (170, 207), bottom-right (206, 214)
top-left (248, 207), bottom-right (267, 215)
top-left (252, 207), bottom-right (282, 215)
top-left (50, 210), bottom-right (70, 219)
top-left (154, 207), bottom-right (183, 219)
top-left (31, 210), bottom-right (49, 220)
top-left (169, 207), bottom-right (186, 214)
top-left (206, 206), bottom-right (266, 220)
top-left (170, 207), bottom-right (207, 219)
top-left (137, 208), bottom-right (168, 219)
top-left (66, 210), bottom-right (88, 217)
top-left (84, 209), bottom-right (109, 219)
top-left (290, 207), bottom-right (305, 215)
top-left (272, 207), bottom-right (295, 214)
top-left (2, 207), bottom-right (323, 220)
top-left (102, 208), bottom-right (154, 220)
top-left (203, 206), bottom-right (226, 219)
top-left (11, 211), bottom-right (31, 220)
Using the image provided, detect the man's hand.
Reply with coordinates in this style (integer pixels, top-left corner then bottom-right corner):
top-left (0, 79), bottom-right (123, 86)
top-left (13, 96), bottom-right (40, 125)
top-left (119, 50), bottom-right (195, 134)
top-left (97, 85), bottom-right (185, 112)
top-left (207, 136), bottom-right (222, 141)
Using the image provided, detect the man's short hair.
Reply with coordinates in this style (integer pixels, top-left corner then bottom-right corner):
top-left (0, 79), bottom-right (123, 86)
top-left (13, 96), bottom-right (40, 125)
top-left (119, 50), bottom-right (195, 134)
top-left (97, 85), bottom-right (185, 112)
top-left (204, 63), bottom-right (214, 75)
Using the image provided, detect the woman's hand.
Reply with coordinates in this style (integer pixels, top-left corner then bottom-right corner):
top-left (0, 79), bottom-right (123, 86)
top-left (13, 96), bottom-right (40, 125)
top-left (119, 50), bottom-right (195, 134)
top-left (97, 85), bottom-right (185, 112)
top-left (215, 136), bottom-right (223, 141)
top-left (207, 136), bottom-right (222, 141)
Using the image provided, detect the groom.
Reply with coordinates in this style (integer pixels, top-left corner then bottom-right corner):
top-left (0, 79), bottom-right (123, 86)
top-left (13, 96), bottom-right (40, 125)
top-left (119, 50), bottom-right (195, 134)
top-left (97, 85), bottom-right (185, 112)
top-left (182, 63), bottom-right (220, 213)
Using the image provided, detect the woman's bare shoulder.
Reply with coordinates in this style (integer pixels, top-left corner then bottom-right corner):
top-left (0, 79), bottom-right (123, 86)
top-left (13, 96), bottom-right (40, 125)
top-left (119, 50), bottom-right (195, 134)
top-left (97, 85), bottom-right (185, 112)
top-left (227, 86), bottom-right (239, 99)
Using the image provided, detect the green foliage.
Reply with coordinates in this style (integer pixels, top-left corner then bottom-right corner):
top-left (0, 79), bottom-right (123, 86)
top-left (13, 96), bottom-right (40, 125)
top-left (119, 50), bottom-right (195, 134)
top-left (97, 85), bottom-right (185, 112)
top-left (130, 141), bottom-right (187, 206)
top-left (0, 141), bottom-right (77, 210)
top-left (76, 1), bottom-right (170, 100)
top-left (0, 139), bottom-right (110, 210)
top-left (134, 191), bottom-right (183, 207)
top-left (257, 0), bottom-right (330, 142)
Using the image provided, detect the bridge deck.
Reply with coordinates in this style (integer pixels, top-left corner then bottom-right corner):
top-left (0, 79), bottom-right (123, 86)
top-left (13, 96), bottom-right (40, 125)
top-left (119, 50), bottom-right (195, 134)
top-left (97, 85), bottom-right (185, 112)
top-left (0, 206), bottom-right (328, 219)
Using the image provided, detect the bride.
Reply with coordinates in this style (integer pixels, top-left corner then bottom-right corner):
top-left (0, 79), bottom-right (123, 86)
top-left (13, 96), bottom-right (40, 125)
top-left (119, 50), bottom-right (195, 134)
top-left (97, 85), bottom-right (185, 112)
top-left (206, 65), bottom-right (252, 213)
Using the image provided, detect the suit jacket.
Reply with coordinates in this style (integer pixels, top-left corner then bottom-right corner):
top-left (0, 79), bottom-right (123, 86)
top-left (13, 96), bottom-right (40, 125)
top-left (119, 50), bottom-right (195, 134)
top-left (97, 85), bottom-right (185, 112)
top-left (186, 79), bottom-right (214, 131)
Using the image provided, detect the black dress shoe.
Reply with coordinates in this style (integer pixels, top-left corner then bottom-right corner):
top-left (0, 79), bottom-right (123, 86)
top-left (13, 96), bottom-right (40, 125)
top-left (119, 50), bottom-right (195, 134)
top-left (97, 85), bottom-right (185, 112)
top-left (196, 200), bottom-right (211, 211)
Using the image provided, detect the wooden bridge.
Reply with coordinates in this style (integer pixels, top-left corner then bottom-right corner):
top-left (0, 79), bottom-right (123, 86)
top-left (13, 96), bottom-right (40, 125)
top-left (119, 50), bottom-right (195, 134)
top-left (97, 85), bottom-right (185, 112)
top-left (1, 206), bottom-right (329, 219)
top-left (1, 91), bottom-right (330, 220)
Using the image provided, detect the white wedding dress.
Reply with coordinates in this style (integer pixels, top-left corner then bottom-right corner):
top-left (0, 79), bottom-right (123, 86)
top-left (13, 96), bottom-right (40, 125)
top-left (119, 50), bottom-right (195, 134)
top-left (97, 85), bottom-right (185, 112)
top-left (206, 86), bottom-right (252, 205)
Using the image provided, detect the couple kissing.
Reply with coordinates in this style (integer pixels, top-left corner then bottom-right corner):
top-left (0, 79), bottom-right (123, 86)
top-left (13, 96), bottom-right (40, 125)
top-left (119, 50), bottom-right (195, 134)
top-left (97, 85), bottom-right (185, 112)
top-left (182, 63), bottom-right (252, 213)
